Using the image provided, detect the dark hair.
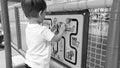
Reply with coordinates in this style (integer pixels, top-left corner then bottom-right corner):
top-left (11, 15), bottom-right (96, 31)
top-left (21, 0), bottom-right (47, 18)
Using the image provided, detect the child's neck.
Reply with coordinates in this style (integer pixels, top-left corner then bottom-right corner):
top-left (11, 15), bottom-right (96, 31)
top-left (29, 18), bottom-right (42, 25)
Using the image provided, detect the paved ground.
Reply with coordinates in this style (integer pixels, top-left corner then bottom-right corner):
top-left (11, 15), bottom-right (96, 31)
top-left (0, 50), bottom-right (6, 68)
top-left (0, 48), bottom-right (65, 68)
top-left (0, 47), bottom-right (20, 68)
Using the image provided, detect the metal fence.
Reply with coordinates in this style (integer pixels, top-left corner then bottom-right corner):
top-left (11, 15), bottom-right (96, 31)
top-left (86, 8), bottom-right (110, 68)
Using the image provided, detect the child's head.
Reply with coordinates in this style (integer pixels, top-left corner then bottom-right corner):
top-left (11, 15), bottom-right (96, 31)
top-left (21, 0), bottom-right (47, 19)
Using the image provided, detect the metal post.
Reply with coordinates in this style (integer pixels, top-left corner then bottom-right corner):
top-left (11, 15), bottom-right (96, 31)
top-left (106, 0), bottom-right (120, 68)
top-left (0, 0), bottom-right (12, 68)
top-left (15, 7), bottom-right (22, 49)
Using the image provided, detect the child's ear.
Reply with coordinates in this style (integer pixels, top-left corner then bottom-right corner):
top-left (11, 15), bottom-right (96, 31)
top-left (39, 11), bottom-right (42, 15)
top-left (39, 11), bottom-right (42, 17)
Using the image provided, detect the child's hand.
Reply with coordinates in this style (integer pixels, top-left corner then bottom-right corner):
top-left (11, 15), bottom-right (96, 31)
top-left (59, 23), bottom-right (66, 32)
top-left (51, 25), bottom-right (57, 32)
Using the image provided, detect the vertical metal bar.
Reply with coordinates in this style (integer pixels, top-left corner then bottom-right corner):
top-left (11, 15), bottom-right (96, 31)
top-left (106, 0), bottom-right (120, 68)
top-left (81, 10), bottom-right (89, 68)
top-left (0, 0), bottom-right (12, 68)
top-left (15, 7), bottom-right (22, 49)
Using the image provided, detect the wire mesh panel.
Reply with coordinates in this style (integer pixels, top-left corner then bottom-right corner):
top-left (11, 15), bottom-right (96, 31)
top-left (86, 8), bottom-right (111, 68)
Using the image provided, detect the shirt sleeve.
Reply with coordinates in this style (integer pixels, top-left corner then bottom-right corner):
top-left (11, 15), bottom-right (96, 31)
top-left (41, 27), bottom-right (55, 41)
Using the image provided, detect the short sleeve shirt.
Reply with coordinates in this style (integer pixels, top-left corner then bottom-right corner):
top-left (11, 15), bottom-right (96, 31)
top-left (25, 24), bottom-right (54, 68)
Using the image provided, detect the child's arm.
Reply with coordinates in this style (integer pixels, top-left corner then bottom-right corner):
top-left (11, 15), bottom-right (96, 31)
top-left (41, 23), bottom-right (66, 42)
top-left (51, 23), bottom-right (66, 42)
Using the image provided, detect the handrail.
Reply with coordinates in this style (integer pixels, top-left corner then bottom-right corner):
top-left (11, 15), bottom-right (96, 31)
top-left (47, 0), bottom-right (113, 12)
top-left (11, 42), bottom-right (25, 58)
top-left (7, 0), bottom-right (113, 12)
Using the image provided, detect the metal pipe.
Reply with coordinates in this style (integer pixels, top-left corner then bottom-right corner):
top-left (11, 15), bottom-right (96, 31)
top-left (15, 7), bottom-right (22, 49)
top-left (47, 0), bottom-right (113, 12)
top-left (106, 0), bottom-right (120, 68)
top-left (0, 0), bottom-right (12, 68)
